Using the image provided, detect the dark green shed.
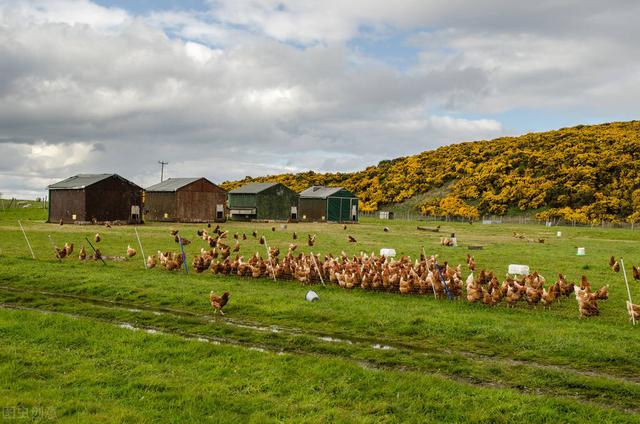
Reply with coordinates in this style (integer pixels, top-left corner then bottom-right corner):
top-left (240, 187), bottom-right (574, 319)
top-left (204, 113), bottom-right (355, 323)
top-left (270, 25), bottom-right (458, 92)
top-left (299, 186), bottom-right (358, 222)
top-left (228, 182), bottom-right (299, 221)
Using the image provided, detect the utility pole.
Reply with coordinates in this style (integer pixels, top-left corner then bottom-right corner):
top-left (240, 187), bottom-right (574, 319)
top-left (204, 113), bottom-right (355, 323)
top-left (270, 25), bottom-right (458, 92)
top-left (158, 161), bottom-right (168, 182)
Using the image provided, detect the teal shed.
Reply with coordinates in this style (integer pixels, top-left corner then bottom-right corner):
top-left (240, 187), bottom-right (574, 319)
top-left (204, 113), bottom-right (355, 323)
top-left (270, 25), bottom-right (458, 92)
top-left (299, 186), bottom-right (358, 222)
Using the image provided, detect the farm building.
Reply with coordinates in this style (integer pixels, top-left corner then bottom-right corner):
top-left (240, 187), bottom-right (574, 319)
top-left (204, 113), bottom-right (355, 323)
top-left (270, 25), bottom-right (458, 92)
top-left (48, 174), bottom-right (143, 224)
top-left (144, 177), bottom-right (227, 222)
top-left (299, 186), bottom-right (359, 222)
top-left (228, 182), bottom-right (299, 221)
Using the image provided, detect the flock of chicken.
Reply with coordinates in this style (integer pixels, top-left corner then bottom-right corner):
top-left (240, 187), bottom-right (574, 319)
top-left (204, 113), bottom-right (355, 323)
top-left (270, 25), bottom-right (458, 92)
top-left (52, 223), bottom-right (640, 321)
top-left (54, 232), bottom-right (136, 262)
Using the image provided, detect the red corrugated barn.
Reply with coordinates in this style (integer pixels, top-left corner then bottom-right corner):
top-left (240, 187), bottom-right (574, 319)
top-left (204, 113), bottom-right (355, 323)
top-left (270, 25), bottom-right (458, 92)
top-left (144, 177), bottom-right (227, 222)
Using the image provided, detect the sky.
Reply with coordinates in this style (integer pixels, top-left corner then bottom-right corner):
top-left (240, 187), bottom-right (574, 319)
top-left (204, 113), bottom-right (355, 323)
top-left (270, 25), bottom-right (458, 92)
top-left (0, 1), bottom-right (638, 199)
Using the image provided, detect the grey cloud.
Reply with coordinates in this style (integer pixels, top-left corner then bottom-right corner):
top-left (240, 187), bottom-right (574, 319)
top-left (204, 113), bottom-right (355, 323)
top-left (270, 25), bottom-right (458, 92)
top-left (0, 136), bottom-right (38, 144)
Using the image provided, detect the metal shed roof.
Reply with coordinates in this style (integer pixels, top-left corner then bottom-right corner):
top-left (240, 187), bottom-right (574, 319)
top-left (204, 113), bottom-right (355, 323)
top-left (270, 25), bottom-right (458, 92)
top-left (229, 182), bottom-right (279, 194)
top-left (48, 174), bottom-right (115, 190)
top-left (145, 178), bottom-right (202, 192)
top-left (300, 186), bottom-right (355, 199)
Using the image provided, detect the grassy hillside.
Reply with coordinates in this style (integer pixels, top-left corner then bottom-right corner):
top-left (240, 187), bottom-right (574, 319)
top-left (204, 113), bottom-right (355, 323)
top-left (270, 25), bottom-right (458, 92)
top-left (221, 121), bottom-right (640, 222)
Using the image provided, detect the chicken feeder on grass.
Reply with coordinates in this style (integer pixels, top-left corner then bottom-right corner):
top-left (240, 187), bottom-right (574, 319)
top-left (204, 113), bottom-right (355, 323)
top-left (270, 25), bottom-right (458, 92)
top-left (508, 264), bottom-right (530, 275)
top-left (577, 247), bottom-right (586, 256)
top-left (380, 248), bottom-right (396, 258)
top-left (306, 290), bottom-right (319, 302)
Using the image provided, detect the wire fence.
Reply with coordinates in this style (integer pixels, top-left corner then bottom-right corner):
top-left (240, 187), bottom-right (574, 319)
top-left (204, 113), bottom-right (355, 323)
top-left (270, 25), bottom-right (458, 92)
top-left (361, 211), bottom-right (639, 230)
top-left (0, 198), bottom-right (48, 210)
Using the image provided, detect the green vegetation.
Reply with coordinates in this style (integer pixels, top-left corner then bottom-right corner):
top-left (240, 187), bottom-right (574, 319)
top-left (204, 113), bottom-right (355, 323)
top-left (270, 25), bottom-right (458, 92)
top-left (1, 206), bottom-right (640, 422)
top-left (221, 121), bottom-right (640, 223)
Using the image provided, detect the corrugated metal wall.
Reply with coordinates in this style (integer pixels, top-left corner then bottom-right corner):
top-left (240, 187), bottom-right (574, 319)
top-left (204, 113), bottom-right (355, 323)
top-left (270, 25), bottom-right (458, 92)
top-left (144, 192), bottom-right (176, 221)
top-left (48, 189), bottom-right (86, 223)
top-left (256, 184), bottom-right (299, 220)
top-left (145, 179), bottom-right (227, 222)
top-left (228, 193), bottom-right (257, 208)
top-left (299, 198), bottom-right (325, 221)
top-left (176, 191), bottom-right (225, 222)
top-left (85, 176), bottom-right (142, 222)
top-left (327, 193), bottom-right (358, 222)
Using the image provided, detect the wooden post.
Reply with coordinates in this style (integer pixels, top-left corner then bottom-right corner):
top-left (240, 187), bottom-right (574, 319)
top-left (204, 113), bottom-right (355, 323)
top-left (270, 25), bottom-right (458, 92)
top-left (134, 226), bottom-right (147, 269)
top-left (263, 237), bottom-right (277, 282)
top-left (310, 251), bottom-right (326, 287)
top-left (620, 258), bottom-right (635, 325)
top-left (18, 220), bottom-right (35, 259)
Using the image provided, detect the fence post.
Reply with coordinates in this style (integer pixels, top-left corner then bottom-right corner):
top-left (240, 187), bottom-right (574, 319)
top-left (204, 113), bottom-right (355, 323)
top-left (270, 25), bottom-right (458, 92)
top-left (18, 220), bottom-right (36, 259)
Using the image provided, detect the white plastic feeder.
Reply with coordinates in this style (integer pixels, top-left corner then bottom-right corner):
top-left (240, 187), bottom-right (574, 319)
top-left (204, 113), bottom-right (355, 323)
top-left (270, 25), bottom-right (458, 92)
top-left (380, 248), bottom-right (396, 257)
top-left (557, 231), bottom-right (562, 237)
top-left (508, 264), bottom-right (530, 275)
top-left (576, 247), bottom-right (586, 256)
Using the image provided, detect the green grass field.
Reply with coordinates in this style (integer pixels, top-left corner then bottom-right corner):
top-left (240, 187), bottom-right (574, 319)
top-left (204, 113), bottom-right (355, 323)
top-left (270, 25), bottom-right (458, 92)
top-left (1, 207), bottom-right (639, 422)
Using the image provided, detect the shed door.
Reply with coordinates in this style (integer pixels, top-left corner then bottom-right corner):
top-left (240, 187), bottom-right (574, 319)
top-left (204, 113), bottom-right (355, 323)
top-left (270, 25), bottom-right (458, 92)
top-left (340, 198), bottom-right (351, 222)
top-left (216, 204), bottom-right (224, 220)
top-left (327, 198), bottom-right (340, 222)
top-left (290, 206), bottom-right (297, 220)
top-left (351, 201), bottom-right (357, 221)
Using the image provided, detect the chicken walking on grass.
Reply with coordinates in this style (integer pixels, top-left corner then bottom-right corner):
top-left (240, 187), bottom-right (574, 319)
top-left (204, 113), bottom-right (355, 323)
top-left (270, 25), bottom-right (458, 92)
top-left (632, 265), bottom-right (640, 281)
top-left (466, 254), bottom-right (476, 271)
top-left (78, 245), bottom-right (87, 260)
top-left (609, 256), bottom-right (620, 273)
top-left (55, 247), bottom-right (67, 260)
top-left (209, 291), bottom-right (230, 315)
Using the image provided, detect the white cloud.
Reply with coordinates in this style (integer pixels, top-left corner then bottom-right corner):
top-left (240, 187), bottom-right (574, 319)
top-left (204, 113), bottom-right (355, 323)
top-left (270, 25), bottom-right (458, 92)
top-left (29, 142), bottom-right (94, 168)
top-left (429, 116), bottom-right (502, 133)
top-left (0, 0), bottom-right (129, 31)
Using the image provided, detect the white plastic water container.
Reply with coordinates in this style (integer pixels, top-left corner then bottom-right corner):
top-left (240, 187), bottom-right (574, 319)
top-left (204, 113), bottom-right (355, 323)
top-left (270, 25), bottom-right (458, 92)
top-left (577, 247), bottom-right (586, 256)
top-left (380, 248), bottom-right (396, 257)
top-left (557, 231), bottom-right (562, 237)
top-left (508, 264), bottom-right (530, 275)
top-left (305, 290), bottom-right (319, 302)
